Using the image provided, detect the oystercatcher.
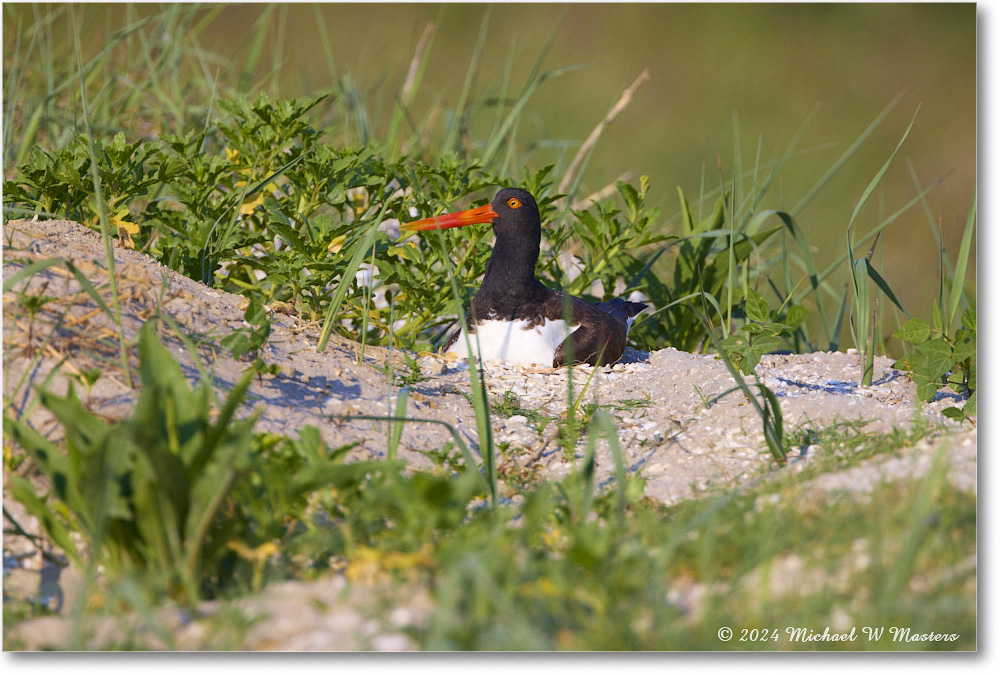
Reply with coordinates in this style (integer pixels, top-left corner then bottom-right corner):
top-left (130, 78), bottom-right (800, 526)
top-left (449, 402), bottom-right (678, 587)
top-left (401, 188), bottom-right (646, 367)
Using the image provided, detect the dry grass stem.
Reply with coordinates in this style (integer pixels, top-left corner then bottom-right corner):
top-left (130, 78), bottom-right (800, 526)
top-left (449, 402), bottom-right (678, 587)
top-left (63, 307), bottom-right (103, 328)
top-left (401, 22), bottom-right (435, 104)
top-left (558, 69), bottom-right (651, 198)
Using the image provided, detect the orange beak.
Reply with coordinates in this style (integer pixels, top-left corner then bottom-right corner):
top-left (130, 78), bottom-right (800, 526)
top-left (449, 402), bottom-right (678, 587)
top-left (400, 203), bottom-right (499, 231)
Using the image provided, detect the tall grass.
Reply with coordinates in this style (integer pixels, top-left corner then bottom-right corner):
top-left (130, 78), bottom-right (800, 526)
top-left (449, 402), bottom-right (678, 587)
top-left (69, 5), bottom-right (131, 384)
top-left (846, 110), bottom-right (918, 385)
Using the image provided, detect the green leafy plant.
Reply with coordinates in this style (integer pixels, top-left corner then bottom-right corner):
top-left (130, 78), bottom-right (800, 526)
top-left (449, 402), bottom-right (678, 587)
top-left (697, 308), bottom-right (786, 464)
top-left (3, 320), bottom-right (395, 603)
top-left (892, 309), bottom-right (976, 420)
top-left (719, 286), bottom-right (807, 375)
top-left (4, 321), bottom-right (261, 603)
top-left (221, 295), bottom-right (272, 360)
top-left (890, 191), bottom-right (976, 420)
top-left (4, 87), bottom-right (936, 374)
top-left (385, 353), bottom-right (429, 387)
top-left (3, 132), bottom-right (177, 238)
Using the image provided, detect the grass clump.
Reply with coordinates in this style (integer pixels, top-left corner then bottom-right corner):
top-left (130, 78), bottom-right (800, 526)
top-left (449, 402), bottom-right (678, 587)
top-left (3, 320), bottom-right (383, 604)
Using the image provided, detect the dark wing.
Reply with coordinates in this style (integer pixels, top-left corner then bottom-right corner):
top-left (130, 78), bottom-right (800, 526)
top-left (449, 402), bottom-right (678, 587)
top-left (595, 298), bottom-right (648, 327)
top-left (553, 295), bottom-right (641, 367)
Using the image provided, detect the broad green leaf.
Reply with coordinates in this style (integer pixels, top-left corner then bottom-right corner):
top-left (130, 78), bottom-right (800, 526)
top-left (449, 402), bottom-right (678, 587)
top-left (264, 196), bottom-right (303, 248)
top-left (8, 475), bottom-right (84, 568)
top-left (913, 338), bottom-right (954, 379)
top-left (915, 377), bottom-right (941, 403)
top-left (785, 305), bottom-right (809, 331)
top-left (961, 308), bottom-right (976, 331)
top-left (891, 354), bottom-right (913, 372)
top-left (745, 287), bottom-right (770, 323)
top-left (964, 391), bottom-right (977, 416)
top-left (221, 331), bottom-right (251, 358)
top-left (893, 318), bottom-right (931, 345)
top-left (952, 329), bottom-right (975, 363)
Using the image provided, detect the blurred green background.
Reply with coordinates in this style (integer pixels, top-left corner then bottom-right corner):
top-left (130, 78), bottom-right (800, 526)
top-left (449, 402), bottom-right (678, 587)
top-left (3, 2), bottom-right (977, 329)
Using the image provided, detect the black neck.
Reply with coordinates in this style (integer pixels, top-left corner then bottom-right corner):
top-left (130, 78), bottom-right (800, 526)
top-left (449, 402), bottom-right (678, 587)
top-left (482, 227), bottom-right (541, 289)
top-left (472, 227), bottom-right (546, 319)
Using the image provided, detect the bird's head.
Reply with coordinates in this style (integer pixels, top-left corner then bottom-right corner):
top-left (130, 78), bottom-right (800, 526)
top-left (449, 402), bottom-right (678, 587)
top-left (401, 188), bottom-right (541, 237)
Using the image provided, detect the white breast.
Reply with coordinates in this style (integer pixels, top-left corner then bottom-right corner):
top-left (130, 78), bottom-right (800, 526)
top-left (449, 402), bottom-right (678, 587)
top-left (447, 319), bottom-right (580, 366)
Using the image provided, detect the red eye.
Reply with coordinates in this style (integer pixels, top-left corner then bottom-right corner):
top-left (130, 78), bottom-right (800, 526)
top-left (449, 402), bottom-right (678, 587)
top-left (507, 197), bottom-right (522, 209)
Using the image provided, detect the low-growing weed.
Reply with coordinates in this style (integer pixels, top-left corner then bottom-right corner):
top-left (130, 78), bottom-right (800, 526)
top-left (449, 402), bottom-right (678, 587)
top-left (492, 389), bottom-right (558, 431)
top-left (719, 286), bottom-right (807, 374)
top-left (384, 352), bottom-right (428, 387)
top-left (893, 309), bottom-right (976, 420)
top-left (782, 417), bottom-right (939, 475)
top-left (891, 193), bottom-right (976, 421)
top-left (220, 295), bottom-right (272, 360)
top-left (2, 320), bottom-right (384, 603)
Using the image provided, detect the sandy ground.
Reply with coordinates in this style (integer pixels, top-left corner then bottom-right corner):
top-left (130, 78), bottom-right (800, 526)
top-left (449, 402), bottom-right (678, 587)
top-left (2, 217), bottom-right (976, 650)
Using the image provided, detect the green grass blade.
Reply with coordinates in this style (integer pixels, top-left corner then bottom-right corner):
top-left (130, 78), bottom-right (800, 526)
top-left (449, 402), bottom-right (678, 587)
top-left (237, 5), bottom-right (274, 93)
top-left (847, 107), bottom-right (920, 230)
top-left (153, 310), bottom-right (222, 408)
top-left (387, 387), bottom-right (409, 462)
top-left (738, 105), bottom-right (818, 231)
top-left (947, 189), bottom-right (976, 332)
top-left (313, 4), bottom-right (340, 86)
top-left (813, 173), bottom-right (944, 291)
top-left (64, 260), bottom-right (115, 318)
top-left (443, 8), bottom-right (491, 154)
top-left (317, 198), bottom-right (390, 352)
top-left (70, 4), bottom-right (131, 386)
top-left (590, 411), bottom-right (629, 526)
top-left (480, 24), bottom-right (570, 169)
top-left (695, 308), bottom-right (786, 463)
top-left (2, 257), bottom-right (64, 293)
top-left (864, 261), bottom-right (909, 318)
top-left (386, 22), bottom-right (436, 156)
top-left (791, 92), bottom-right (903, 218)
top-left (330, 415), bottom-right (487, 493)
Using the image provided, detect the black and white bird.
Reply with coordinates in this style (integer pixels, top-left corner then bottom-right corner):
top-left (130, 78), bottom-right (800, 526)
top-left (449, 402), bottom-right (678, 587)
top-left (401, 188), bottom-right (646, 367)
